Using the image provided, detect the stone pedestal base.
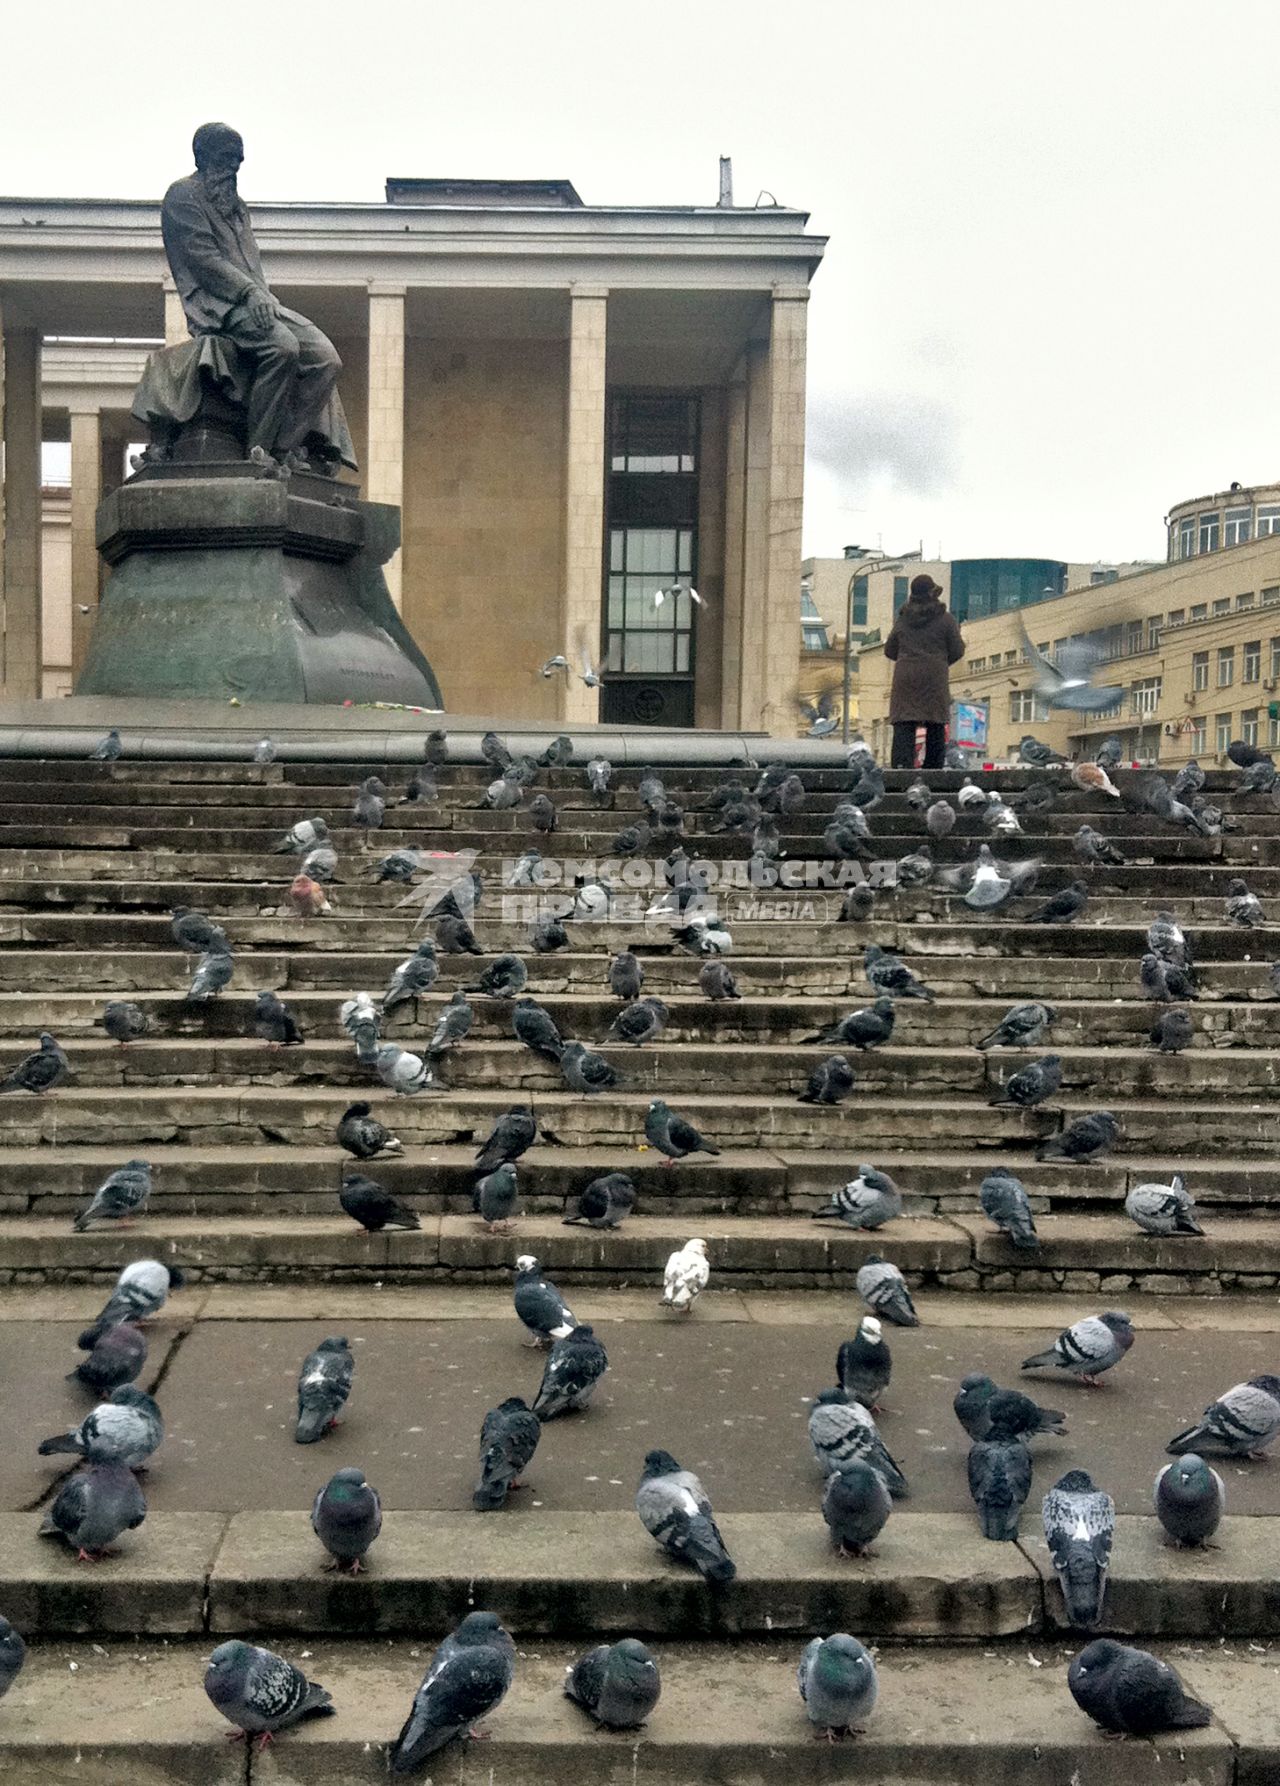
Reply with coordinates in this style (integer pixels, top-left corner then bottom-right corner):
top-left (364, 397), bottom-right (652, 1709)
top-left (76, 467), bottom-right (442, 708)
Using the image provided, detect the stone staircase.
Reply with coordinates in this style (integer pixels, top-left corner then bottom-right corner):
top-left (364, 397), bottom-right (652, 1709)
top-left (1, 750), bottom-right (1278, 1782)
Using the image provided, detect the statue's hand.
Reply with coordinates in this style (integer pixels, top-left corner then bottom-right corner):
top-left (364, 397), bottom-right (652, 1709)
top-left (245, 295), bottom-right (279, 331)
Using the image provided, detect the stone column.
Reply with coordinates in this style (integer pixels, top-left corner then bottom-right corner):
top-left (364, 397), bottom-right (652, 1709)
top-left (719, 360), bottom-right (748, 729)
top-left (0, 314), bottom-right (43, 697)
top-left (759, 285), bottom-right (809, 735)
top-left (737, 339), bottom-right (772, 729)
top-left (163, 277), bottom-right (187, 348)
top-left (69, 405), bottom-right (104, 680)
top-left (561, 285), bottom-right (608, 724)
top-left (366, 284), bottom-right (406, 611)
top-left (693, 386), bottom-right (726, 728)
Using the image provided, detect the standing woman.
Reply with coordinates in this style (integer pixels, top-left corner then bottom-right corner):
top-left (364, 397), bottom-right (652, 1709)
top-left (882, 574), bottom-right (965, 769)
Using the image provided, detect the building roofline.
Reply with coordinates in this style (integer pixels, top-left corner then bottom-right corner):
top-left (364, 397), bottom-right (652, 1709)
top-left (1166, 483), bottom-right (1280, 517)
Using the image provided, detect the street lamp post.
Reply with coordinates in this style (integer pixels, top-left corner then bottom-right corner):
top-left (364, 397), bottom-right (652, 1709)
top-left (841, 571), bottom-right (857, 746)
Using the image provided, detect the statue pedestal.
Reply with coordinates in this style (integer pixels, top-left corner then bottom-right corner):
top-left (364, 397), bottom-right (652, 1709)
top-left (76, 465), bottom-right (442, 708)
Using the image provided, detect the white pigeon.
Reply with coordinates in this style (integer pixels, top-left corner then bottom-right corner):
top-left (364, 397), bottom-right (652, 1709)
top-left (572, 880), bottom-right (611, 920)
top-left (957, 778), bottom-right (989, 808)
top-left (539, 654), bottom-right (570, 678)
top-left (661, 1239), bottom-right (709, 1313)
top-left (654, 583), bottom-right (703, 609)
top-left (340, 992), bottom-right (379, 1035)
top-left (375, 1043), bottom-right (433, 1096)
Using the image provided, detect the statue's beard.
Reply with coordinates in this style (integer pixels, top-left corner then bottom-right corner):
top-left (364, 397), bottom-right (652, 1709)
top-left (203, 171), bottom-right (239, 218)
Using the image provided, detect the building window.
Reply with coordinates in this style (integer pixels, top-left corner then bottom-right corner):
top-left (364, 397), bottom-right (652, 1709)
top-left (1036, 641), bottom-right (1050, 658)
top-left (1190, 717), bottom-right (1207, 755)
top-left (969, 657), bottom-right (987, 673)
top-left (1217, 647), bottom-right (1235, 687)
top-left (1004, 648), bottom-right (1018, 665)
top-left (1225, 507), bottom-right (1252, 547)
top-left (892, 575), bottom-right (909, 616)
top-left (1237, 591), bottom-right (1255, 609)
top-left (1167, 609), bottom-right (1185, 628)
top-left (609, 393), bottom-right (698, 472)
top-left (1190, 603), bottom-right (1208, 621)
top-left (1147, 615), bottom-right (1163, 649)
top-left (1130, 678), bottom-right (1162, 716)
top-left (1258, 505), bottom-right (1280, 537)
top-left (1263, 587), bottom-right (1280, 606)
top-left (1009, 690), bottom-right (1050, 723)
top-left (1271, 637), bottom-right (1280, 681)
top-left (1244, 641), bottom-right (1261, 683)
top-left (1271, 712), bottom-right (1280, 748)
top-left (851, 577), bottom-right (868, 628)
top-left (1241, 708), bottom-right (1260, 747)
top-left (1199, 513), bottom-right (1220, 553)
top-left (1216, 713), bottom-right (1233, 755)
top-left (1212, 598), bottom-right (1231, 616)
top-left (1125, 620), bottom-right (1143, 655)
top-left (800, 587), bottom-right (829, 653)
top-left (1192, 651), bottom-right (1209, 691)
top-left (606, 527), bottom-right (696, 673)
top-left (1178, 516), bottom-right (1196, 558)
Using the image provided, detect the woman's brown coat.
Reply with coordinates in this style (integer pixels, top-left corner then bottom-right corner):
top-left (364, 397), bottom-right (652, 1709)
top-left (883, 594), bottom-right (965, 725)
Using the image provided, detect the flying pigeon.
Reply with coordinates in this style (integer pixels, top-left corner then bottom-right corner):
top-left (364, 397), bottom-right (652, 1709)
top-left (563, 1172), bottom-right (636, 1228)
top-left (645, 1098), bottom-right (720, 1164)
top-left (468, 954), bottom-right (528, 998)
top-left (295, 1336), bottom-right (354, 1444)
top-left (476, 1107), bottom-right (537, 1171)
top-left (1021, 1310), bottom-right (1134, 1385)
top-left (661, 1238), bottom-right (709, 1312)
top-left (821, 1460), bottom-right (893, 1558)
top-left (1166, 1375), bottom-right (1280, 1457)
top-left (474, 1162), bottom-right (519, 1231)
top-left (337, 1101), bottom-right (402, 1160)
top-left (837, 1316), bottom-right (891, 1410)
top-left (339, 1173), bottom-right (420, 1233)
top-left (73, 1158), bottom-right (151, 1231)
top-left (797, 1634), bottom-right (878, 1739)
top-left (1125, 1176), bottom-right (1202, 1235)
top-left (513, 1255), bottom-right (576, 1346)
top-left (989, 1055), bottom-right (1062, 1111)
top-left (1042, 1468), bottom-right (1114, 1628)
top-left (953, 1376), bottom-right (1065, 1441)
top-left (532, 1324), bottom-right (608, 1419)
top-left (473, 1397), bottom-right (541, 1510)
top-left (1154, 1454), bottom-right (1224, 1547)
top-left (37, 1385), bottom-right (163, 1470)
top-left (813, 1165), bottom-right (901, 1230)
top-left (39, 1461), bottom-right (146, 1560)
top-left (312, 1467), bottom-right (381, 1573)
top-left (864, 944), bottom-right (934, 1000)
top-left (254, 990), bottom-right (304, 1048)
top-left (0, 1033), bottom-right (69, 1094)
top-left (564, 1639), bottom-right (660, 1729)
top-left (967, 1419), bottom-right (1032, 1541)
top-left (77, 1259), bottom-right (184, 1348)
top-left (101, 1001), bottom-right (150, 1046)
top-left (1036, 1110), bottom-right (1118, 1162)
top-left (979, 1168), bottom-right (1039, 1250)
top-left (388, 1612), bottom-right (515, 1772)
top-left (977, 1002), bottom-right (1056, 1050)
top-left (808, 1388), bottom-right (908, 1496)
top-left (855, 1255), bottom-right (918, 1326)
top-left (205, 1640), bottom-right (334, 1743)
top-left (964, 847), bottom-right (1012, 910)
top-left (635, 1448), bottom-right (735, 1581)
top-left (1067, 1640), bottom-right (1210, 1735)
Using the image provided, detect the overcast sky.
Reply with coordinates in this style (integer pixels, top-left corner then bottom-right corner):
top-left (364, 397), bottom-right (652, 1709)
top-left (7, 0), bottom-right (1275, 566)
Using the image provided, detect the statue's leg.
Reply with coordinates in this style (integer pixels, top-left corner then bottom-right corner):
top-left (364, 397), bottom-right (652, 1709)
top-left (219, 308), bottom-right (302, 459)
top-left (272, 308), bottom-right (343, 455)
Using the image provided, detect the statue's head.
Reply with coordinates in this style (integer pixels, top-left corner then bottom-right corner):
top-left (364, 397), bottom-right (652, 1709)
top-left (192, 122), bottom-right (244, 177)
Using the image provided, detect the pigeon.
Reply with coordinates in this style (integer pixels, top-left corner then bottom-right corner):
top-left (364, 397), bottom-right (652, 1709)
top-left (837, 1315), bottom-right (892, 1410)
top-left (1147, 911), bottom-right (1191, 966)
top-left (435, 912), bottom-right (482, 955)
top-left (39, 1462), bottom-right (146, 1559)
top-left (339, 1173), bottom-right (420, 1233)
top-left (513, 1255), bottom-right (576, 1345)
top-left (374, 848), bottom-right (421, 884)
top-left (205, 1641), bottom-right (335, 1742)
top-left (635, 1449), bottom-right (735, 1581)
top-left (427, 989), bottom-right (473, 1057)
top-left (671, 913), bottom-right (733, 957)
top-left (89, 728), bottom-right (122, 760)
top-left (69, 1324), bottom-right (147, 1395)
top-left (476, 1108), bottom-right (536, 1171)
top-left (300, 843), bottom-right (338, 883)
top-left (1227, 739), bottom-right (1272, 769)
top-left (1171, 758), bottom-right (1206, 801)
top-left (185, 947), bottom-right (233, 1003)
top-left (273, 816), bottom-right (329, 855)
top-left (1126, 1176), bottom-right (1202, 1236)
top-left (168, 914), bottom-right (228, 957)
top-left (564, 1639), bottom-right (660, 1729)
top-left (563, 1172), bottom-right (636, 1228)
top-left (645, 1098), bottom-right (720, 1164)
top-left (530, 913), bottom-right (570, 954)
top-left (73, 1158), bottom-right (152, 1231)
top-left (468, 954), bottom-right (528, 998)
top-left (1225, 877), bottom-right (1265, 926)
top-left (1166, 1375), bottom-right (1280, 1456)
top-left (1021, 1310), bottom-right (1134, 1384)
top-left (895, 844), bottom-right (933, 888)
top-left (1036, 1109), bottom-right (1118, 1163)
top-left (253, 990), bottom-right (304, 1048)
top-left (1024, 882), bottom-right (1088, 925)
top-left (586, 756), bottom-right (612, 794)
top-left (532, 1324), bottom-right (608, 1419)
top-left (1140, 953), bottom-right (1198, 1002)
top-left (528, 793), bottom-right (558, 833)
top-left (37, 1386), bottom-right (163, 1470)
top-left (964, 849), bottom-right (1012, 909)
top-left (1138, 772), bottom-right (1213, 834)
top-left (0, 1032), bottom-right (68, 1094)
top-left (977, 1001), bottom-right (1056, 1050)
top-left (808, 1388), bottom-right (908, 1495)
top-left (821, 1461), bottom-right (893, 1557)
top-left (1095, 735), bottom-right (1122, 769)
top-left (982, 798), bottom-right (1022, 836)
top-left (1067, 1640), bottom-right (1210, 1735)
top-left (855, 1255), bottom-right (918, 1326)
top-left (797, 1634), bottom-right (878, 1739)
top-left (989, 1054), bottom-right (1062, 1110)
top-left (1019, 735), bottom-right (1066, 767)
top-left (473, 1397), bottom-right (541, 1510)
top-left (0, 1618), bottom-right (24, 1701)
top-left (376, 1042), bottom-right (432, 1096)
top-left (944, 743), bottom-right (966, 769)
top-left (512, 996), bottom-right (566, 1063)
top-left (661, 1238), bottom-right (709, 1312)
top-left (698, 960), bottom-right (740, 1000)
top-left (863, 944), bottom-right (933, 1001)
top-left (474, 1162), bottom-right (519, 1231)
top-left (1042, 1468), bottom-right (1114, 1628)
top-left (389, 1613), bottom-right (515, 1771)
top-left (571, 876), bottom-right (612, 921)
top-left (1148, 1008), bottom-right (1194, 1054)
top-left (352, 776), bottom-right (386, 842)
top-left (925, 799), bottom-right (956, 840)
top-left (101, 1001), bottom-right (149, 1046)
top-left (1073, 824), bottom-right (1125, 867)
top-left (286, 874), bottom-right (331, 918)
top-left (560, 1039), bottom-right (618, 1095)
top-left (480, 731), bottom-right (512, 770)
top-left (814, 1165), bottom-right (901, 1230)
top-left (1271, 961), bottom-right (1280, 999)
top-left (312, 1467), bottom-right (381, 1573)
top-left (77, 1259), bottom-right (184, 1348)
top-left (905, 779), bottom-right (931, 810)
top-left (337, 1101), bottom-right (402, 1160)
top-left (967, 1422), bottom-right (1032, 1541)
top-left (506, 848), bottom-right (544, 890)
top-left (1154, 1454), bottom-right (1225, 1547)
top-left (802, 998), bottom-right (894, 1050)
top-left (824, 821), bottom-right (871, 863)
top-left (400, 766), bottom-right (439, 805)
top-left (979, 1168), bottom-right (1039, 1250)
top-left (957, 777), bottom-right (989, 808)
top-left (613, 820), bottom-right (652, 857)
top-left (608, 997), bottom-right (668, 1045)
top-left (1070, 761), bottom-right (1121, 799)
top-left (538, 734), bottom-right (573, 768)
top-left (295, 1336), bottom-right (354, 1444)
top-left (1011, 777), bottom-right (1060, 817)
top-left (603, 950), bottom-right (645, 1005)
top-left (800, 1054), bottom-right (856, 1105)
top-left (484, 775), bottom-right (523, 811)
top-left (1237, 756), bottom-right (1278, 794)
top-left (953, 1377), bottom-right (1065, 1441)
